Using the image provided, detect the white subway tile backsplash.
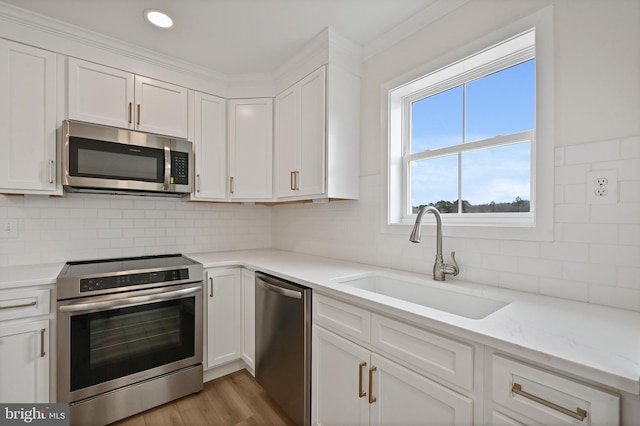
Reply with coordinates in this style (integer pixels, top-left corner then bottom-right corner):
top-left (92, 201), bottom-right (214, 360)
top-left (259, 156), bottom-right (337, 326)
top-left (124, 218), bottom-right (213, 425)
top-left (555, 164), bottom-right (591, 185)
top-left (588, 284), bottom-right (640, 312)
top-left (563, 261), bottom-right (613, 285)
top-left (561, 223), bottom-right (619, 244)
top-left (564, 139), bottom-right (620, 165)
top-left (0, 193), bottom-right (271, 267)
top-left (499, 272), bottom-right (539, 293)
top-left (555, 204), bottom-right (590, 223)
top-left (539, 278), bottom-right (589, 302)
top-left (620, 135), bottom-right (640, 158)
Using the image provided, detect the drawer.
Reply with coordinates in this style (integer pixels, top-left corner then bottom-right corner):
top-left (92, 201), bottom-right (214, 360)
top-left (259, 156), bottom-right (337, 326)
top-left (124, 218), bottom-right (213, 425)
top-left (371, 313), bottom-right (474, 390)
top-left (313, 294), bottom-right (370, 345)
top-left (492, 355), bottom-right (620, 425)
top-left (0, 288), bottom-right (50, 322)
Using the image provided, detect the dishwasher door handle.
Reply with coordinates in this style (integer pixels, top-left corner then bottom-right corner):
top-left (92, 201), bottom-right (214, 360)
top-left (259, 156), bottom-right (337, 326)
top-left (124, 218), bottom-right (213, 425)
top-left (257, 279), bottom-right (302, 300)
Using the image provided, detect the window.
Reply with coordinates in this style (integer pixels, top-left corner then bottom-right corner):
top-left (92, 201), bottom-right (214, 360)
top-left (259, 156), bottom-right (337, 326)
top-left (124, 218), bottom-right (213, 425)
top-left (386, 20), bottom-right (554, 237)
top-left (408, 57), bottom-right (534, 215)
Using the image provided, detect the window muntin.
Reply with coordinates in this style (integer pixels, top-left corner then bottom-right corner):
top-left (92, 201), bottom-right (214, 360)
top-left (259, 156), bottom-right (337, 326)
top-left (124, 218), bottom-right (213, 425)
top-left (393, 29), bottom-right (536, 223)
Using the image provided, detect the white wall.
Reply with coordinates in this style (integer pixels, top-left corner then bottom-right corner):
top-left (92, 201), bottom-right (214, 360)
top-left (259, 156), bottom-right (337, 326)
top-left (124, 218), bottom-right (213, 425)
top-left (0, 193), bottom-right (271, 266)
top-left (272, 0), bottom-right (640, 311)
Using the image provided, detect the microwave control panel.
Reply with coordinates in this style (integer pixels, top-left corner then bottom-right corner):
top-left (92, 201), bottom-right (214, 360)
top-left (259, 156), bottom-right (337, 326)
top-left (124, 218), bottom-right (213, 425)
top-left (171, 151), bottom-right (189, 185)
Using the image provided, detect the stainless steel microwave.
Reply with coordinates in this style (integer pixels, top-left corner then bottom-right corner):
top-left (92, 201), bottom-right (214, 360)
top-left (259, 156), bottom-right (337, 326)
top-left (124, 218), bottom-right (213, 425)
top-left (62, 120), bottom-right (192, 196)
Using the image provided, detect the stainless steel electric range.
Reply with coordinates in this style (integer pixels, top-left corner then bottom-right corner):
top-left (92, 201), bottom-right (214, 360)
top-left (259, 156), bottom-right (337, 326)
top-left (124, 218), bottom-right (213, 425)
top-left (56, 254), bottom-right (203, 426)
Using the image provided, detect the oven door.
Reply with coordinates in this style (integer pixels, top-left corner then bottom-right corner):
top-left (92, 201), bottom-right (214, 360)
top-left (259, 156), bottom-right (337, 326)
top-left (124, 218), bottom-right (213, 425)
top-left (57, 282), bottom-right (203, 404)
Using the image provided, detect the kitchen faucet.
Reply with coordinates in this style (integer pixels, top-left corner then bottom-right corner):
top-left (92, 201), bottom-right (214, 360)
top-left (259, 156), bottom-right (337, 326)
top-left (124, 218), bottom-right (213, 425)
top-left (409, 206), bottom-right (459, 281)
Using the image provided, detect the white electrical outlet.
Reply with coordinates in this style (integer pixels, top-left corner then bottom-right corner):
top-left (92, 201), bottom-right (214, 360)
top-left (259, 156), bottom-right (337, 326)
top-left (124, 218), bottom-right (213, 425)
top-left (586, 170), bottom-right (617, 204)
top-left (1, 219), bottom-right (18, 238)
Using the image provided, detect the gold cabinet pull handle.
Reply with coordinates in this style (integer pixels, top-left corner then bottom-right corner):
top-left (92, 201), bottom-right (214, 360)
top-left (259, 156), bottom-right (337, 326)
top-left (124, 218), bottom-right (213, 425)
top-left (40, 328), bottom-right (46, 358)
top-left (368, 365), bottom-right (377, 404)
top-left (0, 301), bottom-right (36, 310)
top-left (512, 383), bottom-right (587, 421)
top-left (137, 104), bottom-right (141, 125)
top-left (230, 176), bottom-right (234, 194)
top-left (196, 174), bottom-right (200, 192)
top-left (290, 171), bottom-right (295, 190)
top-left (358, 362), bottom-right (367, 398)
top-left (209, 277), bottom-right (214, 298)
top-left (128, 102), bottom-right (132, 124)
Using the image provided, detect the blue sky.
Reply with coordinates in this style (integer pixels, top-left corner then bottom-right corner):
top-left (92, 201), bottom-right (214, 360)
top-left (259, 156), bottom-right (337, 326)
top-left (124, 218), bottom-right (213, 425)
top-left (410, 59), bottom-right (535, 208)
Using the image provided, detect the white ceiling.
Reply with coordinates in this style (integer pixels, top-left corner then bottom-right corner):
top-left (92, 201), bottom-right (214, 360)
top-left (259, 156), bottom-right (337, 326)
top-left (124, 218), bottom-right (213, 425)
top-left (0, 0), bottom-right (459, 76)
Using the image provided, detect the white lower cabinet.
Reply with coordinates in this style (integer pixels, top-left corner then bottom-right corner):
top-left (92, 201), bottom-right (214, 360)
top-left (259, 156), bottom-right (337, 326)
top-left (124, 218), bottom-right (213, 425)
top-left (487, 352), bottom-right (620, 426)
top-left (313, 325), bottom-right (473, 426)
top-left (313, 324), bottom-right (370, 425)
top-left (205, 268), bottom-right (241, 368)
top-left (312, 294), bottom-right (475, 426)
top-left (204, 267), bottom-right (256, 375)
top-left (0, 320), bottom-right (50, 403)
top-left (240, 269), bottom-right (255, 371)
top-left (0, 286), bottom-right (51, 403)
top-left (370, 353), bottom-right (473, 426)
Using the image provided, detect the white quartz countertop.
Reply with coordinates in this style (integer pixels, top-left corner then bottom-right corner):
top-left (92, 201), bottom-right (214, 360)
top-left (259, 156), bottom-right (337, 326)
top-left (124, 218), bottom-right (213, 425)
top-left (1, 249), bottom-right (638, 395)
top-left (187, 249), bottom-right (640, 396)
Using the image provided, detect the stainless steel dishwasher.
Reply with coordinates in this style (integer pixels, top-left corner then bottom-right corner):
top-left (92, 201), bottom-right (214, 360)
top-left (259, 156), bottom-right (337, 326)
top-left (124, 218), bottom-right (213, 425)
top-left (255, 272), bottom-right (311, 426)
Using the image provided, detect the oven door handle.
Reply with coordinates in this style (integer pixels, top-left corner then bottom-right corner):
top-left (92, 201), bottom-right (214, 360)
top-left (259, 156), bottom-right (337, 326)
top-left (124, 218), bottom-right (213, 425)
top-left (58, 286), bottom-right (201, 313)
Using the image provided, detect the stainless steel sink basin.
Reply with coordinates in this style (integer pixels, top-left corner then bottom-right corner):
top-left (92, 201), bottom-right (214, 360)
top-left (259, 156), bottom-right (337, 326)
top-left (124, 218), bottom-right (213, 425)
top-left (333, 272), bottom-right (509, 320)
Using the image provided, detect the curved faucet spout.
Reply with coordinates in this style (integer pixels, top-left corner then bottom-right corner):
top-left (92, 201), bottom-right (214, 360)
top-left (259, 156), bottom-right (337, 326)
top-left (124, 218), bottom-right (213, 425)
top-left (409, 206), bottom-right (459, 281)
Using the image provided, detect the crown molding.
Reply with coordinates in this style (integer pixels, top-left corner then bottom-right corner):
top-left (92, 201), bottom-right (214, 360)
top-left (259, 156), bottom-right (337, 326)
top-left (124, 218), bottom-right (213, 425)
top-left (363, 0), bottom-right (469, 61)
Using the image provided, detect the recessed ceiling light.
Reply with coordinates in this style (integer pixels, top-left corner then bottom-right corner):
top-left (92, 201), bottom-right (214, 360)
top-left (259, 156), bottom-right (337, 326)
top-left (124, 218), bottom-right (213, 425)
top-left (144, 9), bottom-right (173, 28)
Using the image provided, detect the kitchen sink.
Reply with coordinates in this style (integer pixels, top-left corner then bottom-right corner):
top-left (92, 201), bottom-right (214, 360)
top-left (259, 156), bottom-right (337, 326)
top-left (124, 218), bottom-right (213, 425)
top-left (333, 272), bottom-right (509, 320)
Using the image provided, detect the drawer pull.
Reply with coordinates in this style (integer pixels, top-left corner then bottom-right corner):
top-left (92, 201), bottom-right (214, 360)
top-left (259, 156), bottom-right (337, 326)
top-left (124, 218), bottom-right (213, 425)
top-left (512, 383), bottom-right (588, 421)
top-left (358, 361), bottom-right (367, 398)
top-left (0, 301), bottom-right (36, 310)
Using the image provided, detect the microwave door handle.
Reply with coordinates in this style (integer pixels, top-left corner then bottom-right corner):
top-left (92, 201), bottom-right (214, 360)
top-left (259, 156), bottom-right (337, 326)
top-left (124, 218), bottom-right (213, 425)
top-left (164, 143), bottom-right (172, 190)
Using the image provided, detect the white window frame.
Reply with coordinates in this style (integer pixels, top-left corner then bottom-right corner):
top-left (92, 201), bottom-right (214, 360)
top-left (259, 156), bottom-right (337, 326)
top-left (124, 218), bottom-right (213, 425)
top-left (382, 7), bottom-right (554, 241)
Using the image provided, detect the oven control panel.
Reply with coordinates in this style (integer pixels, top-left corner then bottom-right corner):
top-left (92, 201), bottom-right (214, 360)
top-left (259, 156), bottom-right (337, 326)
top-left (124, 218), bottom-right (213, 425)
top-left (80, 268), bottom-right (190, 293)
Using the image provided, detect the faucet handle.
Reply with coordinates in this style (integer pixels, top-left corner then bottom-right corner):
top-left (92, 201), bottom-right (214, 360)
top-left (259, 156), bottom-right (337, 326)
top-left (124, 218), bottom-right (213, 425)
top-left (448, 251), bottom-right (460, 277)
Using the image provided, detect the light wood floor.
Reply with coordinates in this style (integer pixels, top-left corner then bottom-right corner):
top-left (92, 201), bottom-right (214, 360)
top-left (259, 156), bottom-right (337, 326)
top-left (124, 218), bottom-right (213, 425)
top-left (112, 370), bottom-right (296, 426)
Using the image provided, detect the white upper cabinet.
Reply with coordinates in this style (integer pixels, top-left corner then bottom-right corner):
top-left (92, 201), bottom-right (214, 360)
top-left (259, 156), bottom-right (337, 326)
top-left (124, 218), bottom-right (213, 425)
top-left (228, 98), bottom-right (273, 200)
top-left (134, 76), bottom-right (188, 138)
top-left (68, 58), bottom-right (188, 138)
top-left (192, 92), bottom-right (227, 201)
top-left (275, 67), bottom-right (325, 198)
top-left (0, 39), bottom-right (58, 194)
top-left (275, 64), bottom-right (359, 201)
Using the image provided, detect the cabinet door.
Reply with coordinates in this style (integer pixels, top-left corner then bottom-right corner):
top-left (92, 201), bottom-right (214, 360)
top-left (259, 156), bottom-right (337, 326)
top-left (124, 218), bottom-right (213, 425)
top-left (134, 76), bottom-right (188, 138)
top-left (369, 353), bottom-right (473, 426)
top-left (205, 268), bottom-right (241, 369)
top-left (0, 320), bottom-right (49, 403)
top-left (0, 40), bottom-right (57, 193)
top-left (240, 269), bottom-right (255, 371)
top-left (192, 92), bottom-right (227, 200)
top-left (228, 98), bottom-right (273, 200)
top-left (297, 66), bottom-right (326, 197)
top-left (274, 85), bottom-right (298, 197)
top-left (312, 325), bottom-right (370, 426)
top-left (68, 57), bottom-right (134, 129)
